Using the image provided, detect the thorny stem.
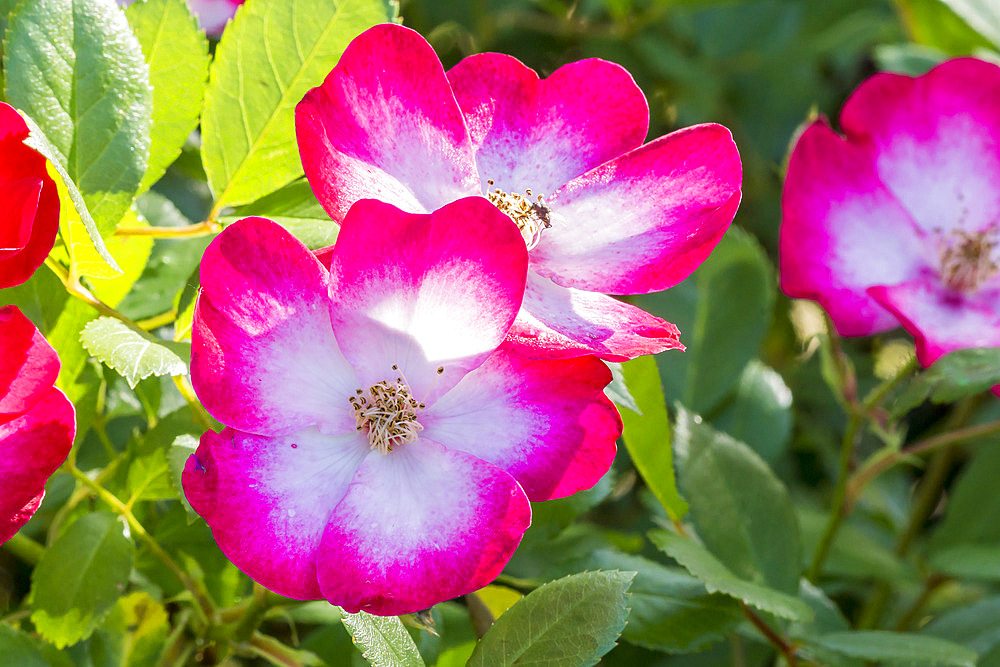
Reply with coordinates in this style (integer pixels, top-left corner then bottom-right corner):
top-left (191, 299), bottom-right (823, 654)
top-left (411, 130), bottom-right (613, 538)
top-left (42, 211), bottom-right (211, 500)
top-left (739, 602), bottom-right (799, 667)
top-left (65, 461), bottom-right (215, 624)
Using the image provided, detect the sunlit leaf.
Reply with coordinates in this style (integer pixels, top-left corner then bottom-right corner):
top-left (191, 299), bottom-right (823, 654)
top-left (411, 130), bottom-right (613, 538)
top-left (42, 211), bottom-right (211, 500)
top-left (339, 610), bottom-right (425, 667)
top-left (80, 317), bottom-right (190, 388)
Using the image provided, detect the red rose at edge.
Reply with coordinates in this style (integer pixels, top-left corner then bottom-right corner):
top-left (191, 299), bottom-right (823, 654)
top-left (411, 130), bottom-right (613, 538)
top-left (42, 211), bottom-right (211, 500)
top-left (0, 102), bottom-right (60, 289)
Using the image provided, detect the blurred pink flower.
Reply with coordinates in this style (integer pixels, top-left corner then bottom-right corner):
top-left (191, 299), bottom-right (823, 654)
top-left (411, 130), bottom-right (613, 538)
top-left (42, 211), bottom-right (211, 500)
top-left (0, 306), bottom-right (75, 544)
top-left (119, 0), bottom-right (243, 36)
top-left (296, 23), bottom-right (742, 362)
top-left (183, 198), bottom-right (621, 615)
top-left (781, 58), bottom-right (1000, 392)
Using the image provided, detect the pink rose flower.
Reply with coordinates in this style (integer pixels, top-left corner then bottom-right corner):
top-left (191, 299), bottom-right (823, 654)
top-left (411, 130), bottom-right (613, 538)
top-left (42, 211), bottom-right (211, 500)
top-left (781, 58), bottom-right (1000, 392)
top-left (0, 306), bottom-right (75, 544)
top-left (295, 23), bottom-right (743, 362)
top-left (0, 103), bottom-right (60, 289)
top-left (183, 197), bottom-right (621, 615)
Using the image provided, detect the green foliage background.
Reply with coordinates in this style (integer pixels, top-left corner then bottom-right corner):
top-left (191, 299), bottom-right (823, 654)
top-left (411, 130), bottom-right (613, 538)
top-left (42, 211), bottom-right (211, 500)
top-left (1, 0), bottom-right (1000, 665)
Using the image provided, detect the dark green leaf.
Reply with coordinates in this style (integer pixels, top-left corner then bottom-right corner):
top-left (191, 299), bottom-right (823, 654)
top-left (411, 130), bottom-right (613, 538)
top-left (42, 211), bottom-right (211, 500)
top-left (467, 571), bottom-right (634, 667)
top-left (80, 317), bottom-right (190, 388)
top-left (126, 0), bottom-right (210, 193)
top-left (586, 549), bottom-right (741, 654)
top-left (932, 443), bottom-right (1000, 548)
top-left (619, 355), bottom-right (688, 521)
top-left (923, 597), bottom-right (1000, 658)
top-left (674, 407), bottom-right (801, 593)
top-left (30, 512), bottom-right (135, 648)
top-left (339, 610), bottom-right (425, 667)
top-left (649, 530), bottom-right (813, 622)
top-left (201, 0), bottom-right (396, 209)
top-left (710, 360), bottom-right (792, 463)
top-left (810, 631), bottom-right (977, 666)
top-left (0, 625), bottom-right (49, 667)
top-left (797, 508), bottom-right (914, 582)
top-left (928, 544), bottom-right (1000, 581)
top-left (895, 348), bottom-right (1000, 415)
top-left (5, 0), bottom-right (152, 235)
top-left (633, 227), bottom-right (774, 414)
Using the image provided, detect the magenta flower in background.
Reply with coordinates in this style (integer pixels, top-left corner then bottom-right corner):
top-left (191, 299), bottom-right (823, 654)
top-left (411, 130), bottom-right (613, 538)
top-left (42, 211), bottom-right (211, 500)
top-left (118, 0), bottom-right (243, 36)
top-left (0, 306), bottom-right (75, 544)
top-left (183, 197), bottom-right (622, 615)
top-left (781, 58), bottom-right (1000, 391)
top-left (295, 23), bottom-right (742, 362)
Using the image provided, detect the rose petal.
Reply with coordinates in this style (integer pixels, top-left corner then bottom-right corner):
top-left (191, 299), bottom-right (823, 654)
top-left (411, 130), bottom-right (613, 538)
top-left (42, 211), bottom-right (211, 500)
top-left (504, 272), bottom-right (682, 362)
top-left (193, 217), bottom-right (358, 436)
top-left (316, 439), bottom-right (530, 615)
top-left (0, 387), bottom-right (74, 544)
top-left (422, 347), bottom-right (621, 501)
top-left (328, 198), bottom-right (527, 401)
top-left (448, 53), bottom-right (648, 195)
top-left (840, 58), bottom-right (1000, 235)
top-left (0, 305), bottom-right (60, 418)
top-left (0, 491), bottom-right (43, 545)
top-left (296, 23), bottom-right (479, 223)
top-left (0, 178), bottom-right (42, 253)
top-left (531, 123), bottom-right (742, 295)
top-left (182, 427), bottom-right (372, 599)
top-left (869, 280), bottom-right (1000, 367)
top-left (780, 119), bottom-right (928, 336)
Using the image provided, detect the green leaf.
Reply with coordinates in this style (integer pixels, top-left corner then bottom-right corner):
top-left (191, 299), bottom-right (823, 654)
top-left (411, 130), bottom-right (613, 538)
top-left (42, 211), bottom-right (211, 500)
top-left (90, 592), bottom-right (169, 667)
top-left (80, 317), bottom-right (190, 389)
top-left (126, 0), bottom-right (210, 193)
top-left (619, 355), bottom-right (688, 520)
top-left (168, 434), bottom-right (200, 520)
top-left (936, 0), bottom-right (1000, 47)
top-left (0, 625), bottom-right (50, 667)
top-left (604, 362), bottom-right (640, 413)
top-left (810, 631), bottom-right (977, 666)
top-left (673, 407), bottom-right (801, 593)
top-left (30, 512), bottom-right (135, 648)
top-left (5, 0), bottom-right (152, 236)
top-left (225, 179), bottom-right (339, 249)
top-left (797, 508), bottom-right (914, 583)
top-left (468, 571), bottom-right (634, 667)
top-left (338, 610), bottom-right (425, 667)
top-left (923, 596), bottom-right (1000, 658)
top-left (633, 227), bottom-right (774, 414)
top-left (895, 348), bottom-right (1000, 414)
top-left (201, 0), bottom-right (396, 210)
top-left (895, 0), bottom-right (994, 54)
top-left (649, 530), bottom-right (813, 622)
top-left (710, 360), bottom-right (792, 463)
top-left (19, 114), bottom-right (120, 276)
top-left (928, 544), bottom-right (1000, 581)
top-left (932, 443), bottom-right (1000, 548)
top-left (586, 549), bottom-right (741, 654)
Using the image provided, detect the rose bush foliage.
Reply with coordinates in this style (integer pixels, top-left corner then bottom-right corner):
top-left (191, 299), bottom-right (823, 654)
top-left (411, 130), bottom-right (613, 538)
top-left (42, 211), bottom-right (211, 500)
top-left (0, 1), bottom-right (999, 666)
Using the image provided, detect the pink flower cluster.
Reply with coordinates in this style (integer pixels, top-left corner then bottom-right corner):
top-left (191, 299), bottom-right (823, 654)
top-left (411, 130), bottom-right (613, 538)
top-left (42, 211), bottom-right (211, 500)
top-left (781, 58), bottom-right (1000, 393)
top-left (183, 23), bottom-right (742, 614)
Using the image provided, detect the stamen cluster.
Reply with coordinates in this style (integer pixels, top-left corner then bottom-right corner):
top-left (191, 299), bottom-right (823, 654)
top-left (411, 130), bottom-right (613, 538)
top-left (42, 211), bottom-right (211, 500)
top-left (349, 365), bottom-right (425, 455)
top-left (939, 228), bottom-right (999, 293)
top-left (486, 179), bottom-right (552, 250)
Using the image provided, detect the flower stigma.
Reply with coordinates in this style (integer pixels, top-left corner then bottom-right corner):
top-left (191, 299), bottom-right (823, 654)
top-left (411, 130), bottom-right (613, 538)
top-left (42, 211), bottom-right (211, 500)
top-left (349, 365), bottom-right (426, 455)
top-left (486, 179), bottom-right (552, 250)
top-left (938, 227), bottom-right (999, 293)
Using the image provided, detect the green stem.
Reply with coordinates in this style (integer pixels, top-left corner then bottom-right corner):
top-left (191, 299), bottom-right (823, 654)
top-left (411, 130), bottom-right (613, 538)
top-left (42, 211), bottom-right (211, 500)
top-left (45, 258), bottom-right (143, 330)
top-left (806, 412), bottom-right (862, 582)
top-left (244, 632), bottom-right (308, 667)
top-left (115, 220), bottom-right (219, 239)
top-left (2, 532), bottom-right (45, 565)
top-left (846, 418), bottom-right (1000, 509)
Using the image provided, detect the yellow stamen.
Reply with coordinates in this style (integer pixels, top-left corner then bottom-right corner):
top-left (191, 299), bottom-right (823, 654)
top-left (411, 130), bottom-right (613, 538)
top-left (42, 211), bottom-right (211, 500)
top-left (486, 179), bottom-right (552, 250)
top-left (349, 367), bottom-right (423, 455)
top-left (939, 228), bottom-right (999, 293)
